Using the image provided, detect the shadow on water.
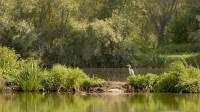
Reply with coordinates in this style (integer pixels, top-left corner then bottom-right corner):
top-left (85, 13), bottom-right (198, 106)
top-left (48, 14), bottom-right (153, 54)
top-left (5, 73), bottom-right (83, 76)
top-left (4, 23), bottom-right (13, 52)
top-left (0, 92), bottom-right (200, 112)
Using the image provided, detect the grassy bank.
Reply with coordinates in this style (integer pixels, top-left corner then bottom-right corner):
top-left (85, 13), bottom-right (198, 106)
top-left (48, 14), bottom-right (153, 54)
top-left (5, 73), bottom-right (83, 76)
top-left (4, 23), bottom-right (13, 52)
top-left (128, 61), bottom-right (200, 93)
top-left (0, 46), bottom-right (105, 92)
top-left (1, 46), bottom-right (200, 93)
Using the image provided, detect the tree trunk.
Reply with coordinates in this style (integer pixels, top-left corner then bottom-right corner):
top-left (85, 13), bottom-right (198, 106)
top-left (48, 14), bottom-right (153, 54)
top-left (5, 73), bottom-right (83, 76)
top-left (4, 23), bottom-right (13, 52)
top-left (158, 34), bottom-right (165, 46)
top-left (157, 27), bottom-right (166, 46)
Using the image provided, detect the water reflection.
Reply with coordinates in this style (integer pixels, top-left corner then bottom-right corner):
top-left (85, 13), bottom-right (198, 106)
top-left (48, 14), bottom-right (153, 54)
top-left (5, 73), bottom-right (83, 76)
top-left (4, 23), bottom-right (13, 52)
top-left (0, 93), bottom-right (199, 112)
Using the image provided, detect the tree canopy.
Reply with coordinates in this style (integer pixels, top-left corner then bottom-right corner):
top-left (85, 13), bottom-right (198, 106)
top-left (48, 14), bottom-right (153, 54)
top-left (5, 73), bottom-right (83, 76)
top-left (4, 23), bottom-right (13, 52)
top-left (0, 0), bottom-right (199, 67)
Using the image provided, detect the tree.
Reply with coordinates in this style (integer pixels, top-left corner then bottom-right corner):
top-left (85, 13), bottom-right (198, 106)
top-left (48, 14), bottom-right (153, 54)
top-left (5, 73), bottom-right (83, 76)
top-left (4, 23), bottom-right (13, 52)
top-left (141, 0), bottom-right (179, 45)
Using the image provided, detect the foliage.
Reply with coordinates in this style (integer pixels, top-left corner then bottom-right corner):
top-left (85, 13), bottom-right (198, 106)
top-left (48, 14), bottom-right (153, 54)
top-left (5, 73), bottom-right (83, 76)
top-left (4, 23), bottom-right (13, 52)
top-left (135, 52), bottom-right (168, 68)
top-left (156, 61), bottom-right (200, 93)
top-left (128, 61), bottom-right (200, 93)
top-left (168, 12), bottom-right (199, 43)
top-left (128, 73), bottom-right (158, 92)
top-left (13, 59), bottom-right (43, 91)
top-left (0, 46), bottom-right (19, 80)
top-left (42, 64), bottom-right (104, 92)
top-left (42, 65), bottom-right (68, 91)
top-left (0, 46), bottom-right (105, 92)
top-left (157, 44), bottom-right (200, 54)
top-left (0, 0), bottom-right (199, 67)
top-left (81, 77), bottom-right (105, 91)
top-left (0, 46), bottom-right (19, 67)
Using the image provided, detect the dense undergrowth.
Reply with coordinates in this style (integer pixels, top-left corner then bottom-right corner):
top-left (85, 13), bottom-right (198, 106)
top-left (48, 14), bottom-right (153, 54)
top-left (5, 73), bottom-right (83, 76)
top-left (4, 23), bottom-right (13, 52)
top-left (0, 46), bottom-right (105, 92)
top-left (128, 61), bottom-right (200, 93)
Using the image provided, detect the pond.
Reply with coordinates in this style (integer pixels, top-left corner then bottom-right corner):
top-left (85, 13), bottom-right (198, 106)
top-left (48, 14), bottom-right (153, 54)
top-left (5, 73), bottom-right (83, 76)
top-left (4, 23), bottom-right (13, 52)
top-left (0, 93), bottom-right (200, 112)
top-left (84, 68), bottom-right (165, 81)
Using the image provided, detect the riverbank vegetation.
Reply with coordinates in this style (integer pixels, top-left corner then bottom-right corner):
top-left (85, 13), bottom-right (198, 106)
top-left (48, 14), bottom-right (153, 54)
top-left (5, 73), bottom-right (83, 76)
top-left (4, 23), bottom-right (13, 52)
top-left (0, 46), bottom-right (105, 92)
top-left (1, 46), bottom-right (200, 93)
top-left (0, 0), bottom-right (199, 68)
top-left (0, 0), bottom-right (200, 93)
top-left (128, 61), bottom-right (200, 93)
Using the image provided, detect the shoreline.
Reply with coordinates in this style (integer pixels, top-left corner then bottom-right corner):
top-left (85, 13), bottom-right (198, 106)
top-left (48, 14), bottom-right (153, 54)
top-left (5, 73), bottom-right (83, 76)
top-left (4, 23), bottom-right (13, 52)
top-left (2, 81), bottom-right (200, 94)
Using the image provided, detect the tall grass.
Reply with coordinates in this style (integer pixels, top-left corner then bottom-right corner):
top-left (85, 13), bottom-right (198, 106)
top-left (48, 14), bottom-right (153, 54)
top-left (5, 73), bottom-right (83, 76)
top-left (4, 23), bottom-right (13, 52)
top-left (13, 59), bottom-right (43, 91)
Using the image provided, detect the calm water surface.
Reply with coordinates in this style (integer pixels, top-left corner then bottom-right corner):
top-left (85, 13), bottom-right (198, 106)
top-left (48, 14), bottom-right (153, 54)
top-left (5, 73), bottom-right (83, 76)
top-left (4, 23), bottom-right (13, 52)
top-left (0, 93), bottom-right (200, 112)
top-left (84, 68), bottom-right (165, 81)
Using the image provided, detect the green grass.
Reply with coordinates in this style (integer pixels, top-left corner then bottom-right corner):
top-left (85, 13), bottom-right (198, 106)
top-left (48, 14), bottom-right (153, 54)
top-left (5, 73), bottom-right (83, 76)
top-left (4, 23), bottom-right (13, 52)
top-left (13, 59), bottom-right (43, 91)
top-left (160, 53), bottom-right (200, 59)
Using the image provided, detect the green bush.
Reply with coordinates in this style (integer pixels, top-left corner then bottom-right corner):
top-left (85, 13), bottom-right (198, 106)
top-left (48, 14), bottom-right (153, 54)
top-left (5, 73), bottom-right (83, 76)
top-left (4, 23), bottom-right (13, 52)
top-left (128, 61), bottom-right (200, 93)
top-left (176, 67), bottom-right (200, 93)
top-left (156, 61), bottom-right (200, 93)
top-left (128, 73), bottom-right (158, 92)
top-left (64, 67), bottom-right (91, 91)
top-left (13, 59), bottom-right (43, 91)
top-left (155, 73), bottom-right (180, 92)
top-left (0, 46), bottom-right (20, 80)
top-left (42, 64), bottom-right (103, 92)
top-left (0, 46), bottom-right (105, 92)
top-left (81, 77), bottom-right (105, 91)
top-left (0, 46), bottom-right (19, 67)
top-left (42, 65), bottom-right (68, 91)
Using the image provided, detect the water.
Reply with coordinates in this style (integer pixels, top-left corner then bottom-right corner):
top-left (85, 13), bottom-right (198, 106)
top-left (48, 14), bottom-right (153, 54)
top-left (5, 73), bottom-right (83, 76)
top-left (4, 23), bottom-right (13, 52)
top-left (0, 93), bottom-right (200, 112)
top-left (83, 68), bottom-right (165, 81)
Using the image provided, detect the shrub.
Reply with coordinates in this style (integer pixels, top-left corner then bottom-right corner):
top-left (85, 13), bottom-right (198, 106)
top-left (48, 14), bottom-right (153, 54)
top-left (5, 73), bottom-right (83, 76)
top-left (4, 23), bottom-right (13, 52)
top-left (81, 77), bottom-right (105, 91)
top-left (128, 61), bottom-right (200, 93)
top-left (42, 65), bottom-right (68, 91)
top-left (156, 61), bottom-right (200, 93)
top-left (155, 73), bottom-right (180, 92)
top-left (176, 67), bottom-right (200, 92)
top-left (0, 46), bottom-right (19, 80)
top-left (42, 64), bottom-right (102, 92)
top-left (0, 46), bottom-right (19, 68)
top-left (0, 46), bottom-right (105, 92)
top-left (64, 67), bottom-right (91, 91)
top-left (13, 59), bottom-right (43, 91)
top-left (128, 73), bottom-right (158, 92)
